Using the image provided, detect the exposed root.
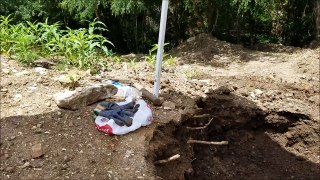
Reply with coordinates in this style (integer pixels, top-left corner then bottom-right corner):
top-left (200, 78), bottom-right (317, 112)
top-left (187, 140), bottom-right (228, 145)
top-left (186, 118), bottom-right (214, 130)
top-left (154, 154), bottom-right (181, 165)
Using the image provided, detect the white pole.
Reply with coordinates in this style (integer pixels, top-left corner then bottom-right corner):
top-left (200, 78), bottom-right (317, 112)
top-left (153, 0), bottom-right (169, 98)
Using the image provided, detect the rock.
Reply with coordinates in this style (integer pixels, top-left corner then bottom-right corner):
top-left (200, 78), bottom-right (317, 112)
top-left (34, 59), bottom-right (55, 69)
top-left (2, 68), bottom-right (11, 74)
top-left (34, 128), bottom-right (43, 134)
top-left (14, 70), bottom-right (29, 76)
top-left (204, 88), bottom-right (214, 94)
top-left (254, 89), bottom-right (263, 96)
top-left (4, 153), bottom-right (10, 159)
top-left (187, 37), bottom-right (196, 42)
top-left (60, 164), bottom-right (68, 170)
top-left (213, 55), bottom-right (220, 59)
top-left (30, 160), bottom-right (44, 168)
top-left (214, 85), bottom-right (234, 95)
top-left (163, 101), bottom-right (176, 110)
top-left (6, 167), bottom-right (14, 173)
top-left (18, 162), bottom-right (30, 169)
top-left (9, 136), bottom-right (16, 141)
top-left (1, 88), bottom-right (8, 93)
top-left (13, 94), bottom-right (23, 101)
top-left (34, 67), bottom-right (48, 75)
top-left (31, 143), bottom-right (44, 158)
top-left (63, 156), bottom-right (71, 163)
top-left (54, 84), bottom-right (117, 110)
top-left (249, 92), bottom-right (256, 99)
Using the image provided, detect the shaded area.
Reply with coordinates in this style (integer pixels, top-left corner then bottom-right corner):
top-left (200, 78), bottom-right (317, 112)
top-left (148, 86), bottom-right (320, 179)
top-left (0, 105), bottom-right (155, 179)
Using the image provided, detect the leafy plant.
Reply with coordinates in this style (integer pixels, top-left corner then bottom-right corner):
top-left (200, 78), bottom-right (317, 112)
top-left (0, 15), bottom-right (114, 72)
top-left (183, 68), bottom-right (203, 80)
top-left (144, 43), bottom-right (176, 68)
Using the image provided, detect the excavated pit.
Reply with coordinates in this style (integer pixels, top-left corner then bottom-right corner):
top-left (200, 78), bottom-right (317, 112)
top-left (147, 88), bottom-right (319, 179)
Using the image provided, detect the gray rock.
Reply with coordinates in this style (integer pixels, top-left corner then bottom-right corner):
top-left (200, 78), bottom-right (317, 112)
top-left (18, 162), bottom-right (30, 169)
top-left (54, 84), bottom-right (117, 110)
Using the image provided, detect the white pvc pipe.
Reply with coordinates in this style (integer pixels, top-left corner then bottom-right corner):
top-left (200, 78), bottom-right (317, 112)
top-left (153, 0), bottom-right (169, 98)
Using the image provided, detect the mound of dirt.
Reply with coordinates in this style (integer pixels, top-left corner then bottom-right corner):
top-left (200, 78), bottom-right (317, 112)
top-left (171, 33), bottom-right (244, 65)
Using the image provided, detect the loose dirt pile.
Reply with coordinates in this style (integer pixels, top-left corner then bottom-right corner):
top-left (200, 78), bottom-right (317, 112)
top-left (1, 33), bottom-right (319, 179)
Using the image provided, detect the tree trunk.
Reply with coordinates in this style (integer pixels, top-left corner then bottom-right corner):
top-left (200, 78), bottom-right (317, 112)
top-left (207, 0), bottom-right (217, 33)
top-left (316, 0), bottom-right (320, 39)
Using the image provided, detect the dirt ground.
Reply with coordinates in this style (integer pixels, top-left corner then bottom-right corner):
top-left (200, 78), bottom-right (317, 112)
top-left (1, 34), bottom-right (319, 179)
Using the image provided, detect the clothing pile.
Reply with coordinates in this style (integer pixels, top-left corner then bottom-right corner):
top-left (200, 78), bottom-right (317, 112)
top-left (93, 101), bottom-right (140, 127)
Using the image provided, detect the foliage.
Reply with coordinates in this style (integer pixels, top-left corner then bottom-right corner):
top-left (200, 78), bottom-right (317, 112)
top-left (0, 15), bottom-right (113, 72)
top-left (144, 43), bottom-right (176, 68)
top-left (183, 68), bottom-right (203, 80)
top-left (1, 0), bottom-right (318, 54)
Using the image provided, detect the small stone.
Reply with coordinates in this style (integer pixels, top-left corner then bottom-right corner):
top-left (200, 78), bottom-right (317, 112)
top-left (163, 101), bottom-right (176, 110)
top-left (213, 55), bottom-right (220, 59)
top-left (250, 92), bottom-right (256, 99)
top-left (18, 162), bottom-right (30, 169)
top-left (31, 143), bottom-right (44, 158)
top-left (0, 88), bottom-right (8, 93)
top-left (9, 136), bottom-right (16, 141)
top-left (34, 67), bottom-right (48, 75)
top-left (13, 94), bottom-right (23, 101)
top-left (46, 102), bottom-right (51, 107)
top-left (204, 88), bottom-right (213, 94)
top-left (2, 68), bottom-right (11, 74)
top-left (6, 167), bottom-right (14, 173)
top-left (254, 89), bottom-right (263, 96)
top-left (4, 153), bottom-right (10, 159)
top-left (30, 160), bottom-right (44, 168)
top-left (187, 37), bottom-right (196, 42)
top-left (60, 164), bottom-right (68, 170)
top-left (63, 156), bottom-right (71, 163)
top-left (14, 70), bottom-right (29, 76)
top-left (34, 128), bottom-right (43, 134)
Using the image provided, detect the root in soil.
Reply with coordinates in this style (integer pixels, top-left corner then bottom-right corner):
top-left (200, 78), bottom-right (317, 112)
top-left (147, 90), bottom-right (320, 179)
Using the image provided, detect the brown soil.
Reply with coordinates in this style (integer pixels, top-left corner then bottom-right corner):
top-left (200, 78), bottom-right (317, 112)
top-left (1, 33), bottom-right (319, 179)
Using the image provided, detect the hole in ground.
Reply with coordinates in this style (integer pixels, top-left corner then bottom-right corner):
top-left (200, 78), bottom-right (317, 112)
top-left (148, 91), bottom-right (319, 179)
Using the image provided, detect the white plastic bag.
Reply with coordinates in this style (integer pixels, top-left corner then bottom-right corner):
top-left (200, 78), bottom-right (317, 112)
top-left (94, 81), bottom-right (153, 135)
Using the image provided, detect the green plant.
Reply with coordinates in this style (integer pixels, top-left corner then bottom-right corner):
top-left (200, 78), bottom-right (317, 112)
top-left (0, 14), bottom-right (14, 55)
top-left (183, 68), bottom-right (203, 80)
top-left (0, 15), bottom-right (114, 71)
top-left (144, 43), bottom-right (176, 68)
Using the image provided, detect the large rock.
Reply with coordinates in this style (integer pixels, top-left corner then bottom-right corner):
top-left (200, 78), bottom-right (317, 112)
top-left (54, 84), bottom-right (117, 110)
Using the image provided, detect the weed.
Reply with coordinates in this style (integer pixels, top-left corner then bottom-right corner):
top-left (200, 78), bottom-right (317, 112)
top-left (183, 68), bottom-right (203, 80)
top-left (144, 43), bottom-right (176, 68)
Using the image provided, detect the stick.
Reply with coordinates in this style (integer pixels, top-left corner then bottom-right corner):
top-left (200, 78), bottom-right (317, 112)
top-left (154, 154), bottom-right (180, 165)
top-left (192, 114), bottom-right (210, 118)
top-left (186, 118), bottom-right (214, 130)
top-left (187, 140), bottom-right (228, 145)
top-left (134, 83), bottom-right (162, 106)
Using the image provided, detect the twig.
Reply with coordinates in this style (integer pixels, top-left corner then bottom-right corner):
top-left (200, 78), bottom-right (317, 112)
top-left (154, 154), bottom-right (180, 165)
top-left (187, 140), bottom-right (228, 145)
top-left (192, 114), bottom-right (210, 118)
top-left (186, 118), bottom-right (214, 130)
